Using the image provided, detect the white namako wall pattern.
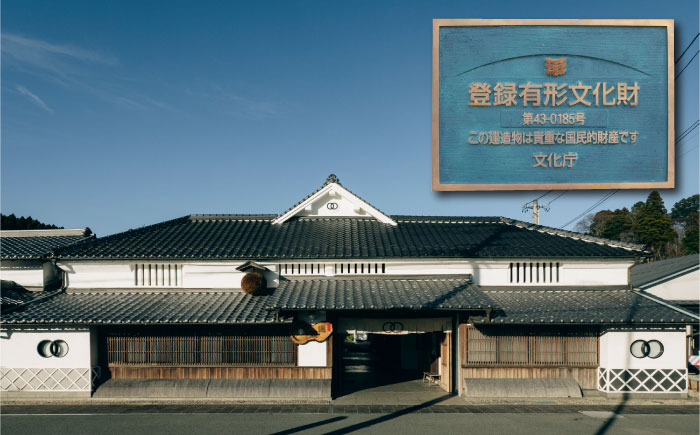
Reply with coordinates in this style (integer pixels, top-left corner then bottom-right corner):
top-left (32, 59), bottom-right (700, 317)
top-left (598, 330), bottom-right (687, 393)
top-left (0, 328), bottom-right (98, 396)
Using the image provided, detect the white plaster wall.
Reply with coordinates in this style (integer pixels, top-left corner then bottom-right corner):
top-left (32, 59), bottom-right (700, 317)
top-left (57, 259), bottom-right (633, 289)
top-left (478, 261), bottom-right (632, 286)
top-left (297, 341), bottom-right (327, 366)
top-left (385, 262), bottom-right (475, 276)
top-left (1, 328), bottom-right (93, 369)
top-left (60, 261), bottom-right (280, 289)
top-left (558, 262), bottom-right (631, 286)
top-left (1, 260), bottom-right (45, 288)
top-left (296, 191), bottom-right (371, 218)
top-left (644, 270), bottom-right (700, 301)
top-left (600, 330), bottom-right (686, 369)
top-left (60, 263), bottom-right (135, 288)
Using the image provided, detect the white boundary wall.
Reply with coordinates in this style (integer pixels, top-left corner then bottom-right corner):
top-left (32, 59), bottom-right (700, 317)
top-left (0, 328), bottom-right (98, 395)
top-left (598, 330), bottom-right (687, 393)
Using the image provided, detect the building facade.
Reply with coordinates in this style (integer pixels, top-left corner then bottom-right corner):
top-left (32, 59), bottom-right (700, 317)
top-left (1, 176), bottom-right (696, 399)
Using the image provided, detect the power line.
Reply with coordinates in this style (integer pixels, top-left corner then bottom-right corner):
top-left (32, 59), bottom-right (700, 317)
top-left (559, 190), bottom-right (619, 229)
top-left (677, 121), bottom-right (700, 148)
top-left (677, 120), bottom-right (699, 142)
top-left (530, 190), bottom-right (552, 203)
top-left (676, 33), bottom-right (699, 64)
top-left (676, 50), bottom-right (699, 80)
top-left (557, 119), bottom-right (700, 229)
top-left (546, 191), bottom-right (567, 205)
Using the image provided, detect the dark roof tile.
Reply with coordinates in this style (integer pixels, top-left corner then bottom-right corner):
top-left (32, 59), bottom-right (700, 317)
top-left (480, 287), bottom-right (695, 324)
top-left (630, 254), bottom-right (699, 288)
top-left (52, 216), bottom-right (644, 260)
top-left (1, 290), bottom-right (289, 325)
top-left (1, 229), bottom-right (93, 259)
top-left (268, 276), bottom-right (486, 310)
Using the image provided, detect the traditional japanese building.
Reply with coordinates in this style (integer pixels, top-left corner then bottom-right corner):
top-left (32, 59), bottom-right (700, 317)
top-left (1, 176), bottom-right (696, 399)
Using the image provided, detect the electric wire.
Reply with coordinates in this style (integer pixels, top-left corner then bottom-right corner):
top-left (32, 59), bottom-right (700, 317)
top-left (559, 190), bottom-right (619, 229)
top-left (546, 191), bottom-right (567, 205)
top-left (675, 33), bottom-right (699, 64)
top-left (676, 50), bottom-right (699, 80)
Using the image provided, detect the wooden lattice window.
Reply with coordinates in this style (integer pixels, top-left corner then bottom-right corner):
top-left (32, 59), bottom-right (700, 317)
top-left (461, 325), bottom-right (598, 367)
top-left (107, 334), bottom-right (297, 366)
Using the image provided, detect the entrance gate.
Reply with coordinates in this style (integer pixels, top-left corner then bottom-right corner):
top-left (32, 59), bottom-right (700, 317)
top-left (334, 317), bottom-right (453, 396)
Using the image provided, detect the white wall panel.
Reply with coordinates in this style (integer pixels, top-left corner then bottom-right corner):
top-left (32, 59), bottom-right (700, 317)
top-left (297, 341), bottom-right (327, 367)
top-left (600, 330), bottom-right (686, 369)
top-left (1, 328), bottom-right (93, 369)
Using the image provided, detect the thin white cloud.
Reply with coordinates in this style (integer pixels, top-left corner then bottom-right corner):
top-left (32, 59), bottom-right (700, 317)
top-left (2, 33), bottom-right (118, 66)
top-left (16, 85), bottom-right (53, 113)
top-left (3, 32), bottom-right (172, 112)
top-left (186, 87), bottom-right (288, 119)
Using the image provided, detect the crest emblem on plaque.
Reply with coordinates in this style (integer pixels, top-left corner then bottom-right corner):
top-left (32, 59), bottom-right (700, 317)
top-left (545, 57), bottom-right (566, 76)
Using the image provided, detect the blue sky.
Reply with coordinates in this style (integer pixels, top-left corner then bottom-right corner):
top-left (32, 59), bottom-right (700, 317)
top-left (2, 0), bottom-right (698, 236)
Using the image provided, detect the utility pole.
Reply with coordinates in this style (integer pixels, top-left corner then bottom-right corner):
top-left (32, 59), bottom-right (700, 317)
top-left (522, 199), bottom-right (549, 225)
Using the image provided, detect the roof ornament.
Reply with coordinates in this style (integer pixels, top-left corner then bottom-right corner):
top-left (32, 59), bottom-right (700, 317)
top-left (325, 174), bottom-right (339, 184)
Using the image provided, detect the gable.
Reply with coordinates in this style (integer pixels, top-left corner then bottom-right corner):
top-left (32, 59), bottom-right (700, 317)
top-left (272, 175), bottom-right (396, 225)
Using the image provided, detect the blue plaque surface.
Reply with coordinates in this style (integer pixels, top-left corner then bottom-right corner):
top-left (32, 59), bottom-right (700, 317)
top-left (432, 20), bottom-right (674, 191)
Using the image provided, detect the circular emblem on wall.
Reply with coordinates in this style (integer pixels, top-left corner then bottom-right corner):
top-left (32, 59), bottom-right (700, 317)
top-left (630, 339), bottom-right (664, 359)
top-left (382, 322), bottom-right (404, 333)
top-left (326, 202), bottom-right (339, 211)
top-left (37, 340), bottom-right (69, 358)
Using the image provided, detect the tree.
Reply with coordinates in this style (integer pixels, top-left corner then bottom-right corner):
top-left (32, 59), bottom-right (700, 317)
top-left (0, 214), bottom-right (63, 230)
top-left (671, 194), bottom-right (699, 220)
top-left (573, 214), bottom-right (594, 234)
top-left (589, 210), bottom-right (613, 237)
top-left (635, 191), bottom-right (676, 258)
top-left (600, 208), bottom-right (634, 241)
top-left (682, 212), bottom-right (699, 254)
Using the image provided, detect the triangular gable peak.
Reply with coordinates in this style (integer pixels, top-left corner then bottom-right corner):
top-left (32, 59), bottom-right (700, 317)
top-left (272, 174), bottom-right (397, 226)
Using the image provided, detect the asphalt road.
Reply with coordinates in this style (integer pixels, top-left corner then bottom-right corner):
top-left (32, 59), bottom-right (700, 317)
top-left (2, 406), bottom-right (699, 435)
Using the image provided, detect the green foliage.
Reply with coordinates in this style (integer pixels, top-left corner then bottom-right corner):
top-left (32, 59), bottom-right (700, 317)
top-left (577, 192), bottom-right (700, 259)
top-left (671, 194), bottom-right (699, 219)
top-left (682, 212), bottom-right (699, 255)
top-left (600, 208), bottom-right (634, 241)
top-left (1, 214), bottom-right (63, 230)
top-left (635, 191), bottom-right (676, 255)
top-left (589, 210), bottom-right (613, 236)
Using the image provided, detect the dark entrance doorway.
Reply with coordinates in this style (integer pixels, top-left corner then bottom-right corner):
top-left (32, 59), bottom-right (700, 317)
top-left (339, 332), bottom-right (447, 395)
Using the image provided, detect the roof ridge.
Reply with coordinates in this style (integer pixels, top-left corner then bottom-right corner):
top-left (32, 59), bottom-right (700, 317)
top-left (66, 289), bottom-right (248, 295)
top-left (281, 275), bottom-right (474, 281)
top-left (50, 216), bottom-right (190, 258)
top-left (1, 228), bottom-right (92, 238)
top-left (500, 217), bottom-right (648, 253)
top-left (189, 214), bottom-right (276, 221)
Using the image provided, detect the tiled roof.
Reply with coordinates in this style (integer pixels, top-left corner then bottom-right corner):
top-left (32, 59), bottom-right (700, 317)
top-left (0, 282), bottom-right (58, 310)
top-left (2, 281), bottom-right (691, 326)
top-left (1, 228), bottom-right (94, 259)
top-left (630, 254), bottom-right (699, 288)
top-left (479, 287), bottom-right (696, 325)
top-left (51, 215), bottom-right (643, 260)
top-left (269, 278), bottom-right (692, 324)
top-left (268, 276), bottom-right (489, 310)
top-left (1, 290), bottom-right (289, 325)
